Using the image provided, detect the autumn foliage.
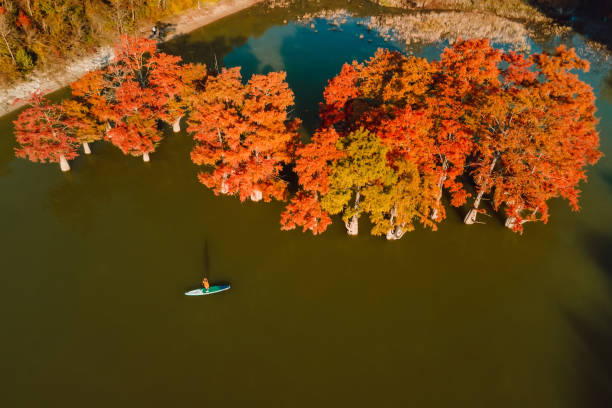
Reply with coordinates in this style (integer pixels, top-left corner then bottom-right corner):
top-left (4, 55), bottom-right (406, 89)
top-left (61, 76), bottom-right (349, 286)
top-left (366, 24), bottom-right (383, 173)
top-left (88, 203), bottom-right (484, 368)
top-left (188, 67), bottom-right (300, 202)
top-left (12, 35), bottom-right (601, 236)
top-left (72, 36), bottom-right (188, 160)
top-left (453, 41), bottom-right (602, 232)
top-left (282, 40), bottom-right (601, 237)
top-left (282, 48), bottom-right (468, 237)
top-left (14, 91), bottom-right (80, 171)
top-left (0, 0), bottom-right (205, 83)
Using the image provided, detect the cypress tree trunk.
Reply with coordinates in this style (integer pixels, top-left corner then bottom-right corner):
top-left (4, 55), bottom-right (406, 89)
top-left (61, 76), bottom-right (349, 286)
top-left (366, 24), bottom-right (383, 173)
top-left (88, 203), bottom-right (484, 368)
top-left (386, 204), bottom-right (405, 240)
top-left (221, 175), bottom-right (229, 194)
top-left (59, 154), bottom-right (70, 172)
top-left (505, 204), bottom-right (521, 230)
top-left (345, 190), bottom-right (360, 236)
top-left (250, 189), bottom-right (263, 202)
top-left (143, 152), bottom-right (150, 162)
top-left (464, 156), bottom-right (498, 225)
top-left (83, 142), bottom-right (91, 154)
top-left (464, 190), bottom-right (484, 225)
top-left (387, 226), bottom-right (406, 240)
top-left (386, 204), bottom-right (397, 239)
top-left (504, 216), bottom-right (517, 230)
top-left (431, 160), bottom-right (448, 220)
top-left (505, 206), bottom-right (536, 230)
top-left (105, 121), bottom-right (112, 139)
top-left (172, 116), bottom-right (182, 133)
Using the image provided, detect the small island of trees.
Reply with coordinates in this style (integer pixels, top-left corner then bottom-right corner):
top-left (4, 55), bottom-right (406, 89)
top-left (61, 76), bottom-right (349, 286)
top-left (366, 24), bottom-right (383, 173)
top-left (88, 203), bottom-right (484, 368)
top-left (13, 36), bottom-right (602, 237)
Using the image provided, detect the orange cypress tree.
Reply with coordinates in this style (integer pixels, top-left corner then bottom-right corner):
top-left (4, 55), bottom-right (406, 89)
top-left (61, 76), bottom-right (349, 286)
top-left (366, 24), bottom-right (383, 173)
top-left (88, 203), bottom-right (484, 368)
top-left (448, 40), bottom-right (601, 232)
top-left (61, 99), bottom-right (104, 155)
top-left (148, 52), bottom-right (187, 132)
top-left (284, 49), bottom-right (446, 237)
top-left (492, 46), bottom-right (601, 232)
top-left (69, 36), bottom-right (185, 162)
top-left (188, 67), bottom-right (301, 202)
top-left (14, 91), bottom-right (79, 172)
top-left (280, 128), bottom-right (344, 234)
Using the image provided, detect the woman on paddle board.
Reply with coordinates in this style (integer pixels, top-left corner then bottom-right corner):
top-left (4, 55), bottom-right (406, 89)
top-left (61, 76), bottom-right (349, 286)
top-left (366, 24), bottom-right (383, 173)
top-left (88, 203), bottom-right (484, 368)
top-left (202, 277), bottom-right (210, 292)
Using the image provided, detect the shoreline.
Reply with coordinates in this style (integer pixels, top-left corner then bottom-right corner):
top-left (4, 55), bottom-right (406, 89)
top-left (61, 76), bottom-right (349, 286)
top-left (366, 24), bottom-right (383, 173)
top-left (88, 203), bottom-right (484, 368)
top-left (0, 0), bottom-right (263, 118)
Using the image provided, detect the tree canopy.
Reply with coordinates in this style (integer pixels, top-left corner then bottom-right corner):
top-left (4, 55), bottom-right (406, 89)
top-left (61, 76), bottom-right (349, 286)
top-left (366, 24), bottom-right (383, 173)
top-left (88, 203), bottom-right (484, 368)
top-left (12, 36), bottom-right (601, 237)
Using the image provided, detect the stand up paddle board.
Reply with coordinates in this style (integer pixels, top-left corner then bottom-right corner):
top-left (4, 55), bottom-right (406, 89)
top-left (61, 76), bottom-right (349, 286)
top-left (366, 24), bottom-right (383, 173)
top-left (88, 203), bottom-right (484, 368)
top-left (185, 284), bottom-right (230, 296)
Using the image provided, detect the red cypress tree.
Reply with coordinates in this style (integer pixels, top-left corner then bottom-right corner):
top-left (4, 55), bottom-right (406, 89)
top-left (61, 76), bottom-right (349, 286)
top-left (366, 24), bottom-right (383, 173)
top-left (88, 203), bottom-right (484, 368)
top-left (188, 67), bottom-right (300, 202)
top-left (280, 127), bottom-right (344, 234)
top-left (492, 46), bottom-right (602, 232)
top-left (284, 49), bottom-right (445, 237)
top-left (14, 91), bottom-right (79, 172)
top-left (70, 36), bottom-right (185, 162)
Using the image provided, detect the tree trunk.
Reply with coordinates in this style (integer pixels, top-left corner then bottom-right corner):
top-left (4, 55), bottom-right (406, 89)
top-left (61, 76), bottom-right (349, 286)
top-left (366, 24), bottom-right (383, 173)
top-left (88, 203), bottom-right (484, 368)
top-left (505, 216), bottom-right (517, 230)
top-left (143, 152), bottom-right (150, 162)
top-left (345, 215), bottom-right (358, 235)
top-left (464, 189), bottom-right (485, 225)
top-left (250, 189), bottom-right (263, 202)
top-left (505, 206), bottom-right (536, 230)
top-left (83, 142), bottom-right (91, 154)
top-left (172, 116), bottom-right (182, 133)
top-left (431, 162), bottom-right (448, 220)
top-left (431, 207), bottom-right (440, 221)
top-left (59, 155), bottom-right (70, 172)
top-left (386, 204), bottom-right (405, 240)
top-left (345, 190), bottom-right (361, 236)
top-left (105, 121), bottom-right (112, 139)
top-left (220, 172), bottom-right (230, 194)
top-left (386, 204), bottom-right (397, 239)
top-left (504, 204), bottom-right (521, 230)
top-left (386, 226), bottom-right (406, 240)
top-left (464, 156), bottom-right (498, 225)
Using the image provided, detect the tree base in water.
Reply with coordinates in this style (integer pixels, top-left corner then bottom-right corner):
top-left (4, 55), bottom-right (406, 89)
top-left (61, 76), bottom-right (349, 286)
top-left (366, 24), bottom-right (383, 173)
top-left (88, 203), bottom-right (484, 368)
top-left (345, 217), bottom-right (358, 235)
top-left (172, 116), bottom-right (182, 133)
top-left (250, 190), bottom-right (262, 201)
top-left (464, 208), bottom-right (478, 224)
top-left (59, 155), bottom-right (70, 172)
top-left (386, 226), bottom-right (405, 240)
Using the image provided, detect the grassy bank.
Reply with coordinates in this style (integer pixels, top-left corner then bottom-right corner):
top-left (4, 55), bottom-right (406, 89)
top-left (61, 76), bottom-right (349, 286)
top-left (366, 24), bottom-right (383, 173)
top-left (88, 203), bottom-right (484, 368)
top-left (0, 0), bottom-right (218, 85)
top-left (0, 0), bottom-right (263, 117)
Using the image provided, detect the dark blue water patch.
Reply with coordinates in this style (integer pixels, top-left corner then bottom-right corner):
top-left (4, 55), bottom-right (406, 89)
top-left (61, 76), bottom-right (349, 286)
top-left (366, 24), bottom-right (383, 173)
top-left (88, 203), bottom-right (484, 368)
top-left (223, 19), bottom-right (405, 134)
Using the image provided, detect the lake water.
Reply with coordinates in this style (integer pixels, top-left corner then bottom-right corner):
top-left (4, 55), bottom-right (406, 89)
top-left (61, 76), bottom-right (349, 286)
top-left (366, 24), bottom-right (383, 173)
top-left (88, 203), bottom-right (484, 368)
top-left (2, 1), bottom-right (612, 406)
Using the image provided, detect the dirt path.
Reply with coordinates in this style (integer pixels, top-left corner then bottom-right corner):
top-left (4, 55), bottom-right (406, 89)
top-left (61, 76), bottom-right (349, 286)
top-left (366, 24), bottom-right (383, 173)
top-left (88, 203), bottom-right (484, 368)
top-left (0, 0), bottom-right (263, 118)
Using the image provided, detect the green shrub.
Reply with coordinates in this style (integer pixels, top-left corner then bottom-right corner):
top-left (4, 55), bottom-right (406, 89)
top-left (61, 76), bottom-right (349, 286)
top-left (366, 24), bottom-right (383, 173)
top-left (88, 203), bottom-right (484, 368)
top-left (16, 48), bottom-right (35, 73)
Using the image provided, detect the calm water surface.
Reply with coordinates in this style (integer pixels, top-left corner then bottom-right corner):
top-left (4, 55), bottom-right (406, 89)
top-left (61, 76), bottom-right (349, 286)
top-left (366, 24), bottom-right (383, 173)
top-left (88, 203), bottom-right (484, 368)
top-left (2, 1), bottom-right (612, 406)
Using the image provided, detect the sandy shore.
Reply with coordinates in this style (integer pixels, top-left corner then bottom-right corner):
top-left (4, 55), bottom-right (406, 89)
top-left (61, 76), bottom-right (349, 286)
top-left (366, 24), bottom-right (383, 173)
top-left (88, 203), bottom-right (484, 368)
top-left (0, 0), bottom-right (263, 118)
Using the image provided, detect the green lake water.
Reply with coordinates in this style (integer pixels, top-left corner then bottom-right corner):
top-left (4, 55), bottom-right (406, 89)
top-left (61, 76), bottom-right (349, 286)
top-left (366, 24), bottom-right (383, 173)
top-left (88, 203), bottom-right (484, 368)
top-left (2, 1), bottom-right (612, 406)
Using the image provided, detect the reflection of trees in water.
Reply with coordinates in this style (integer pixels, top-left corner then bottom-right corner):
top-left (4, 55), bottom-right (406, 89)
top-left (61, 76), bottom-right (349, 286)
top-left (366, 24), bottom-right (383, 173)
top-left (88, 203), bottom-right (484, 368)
top-left (601, 70), bottom-right (612, 104)
top-left (563, 305), bottom-right (612, 407)
top-left (161, 34), bottom-right (250, 68)
top-left (584, 229), bottom-right (612, 275)
top-left (529, 0), bottom-right (612, 53)
top-left (568, 228), bottom-right (612, 406)
top-left (46, 143), bottom-right (122, 233)
top-left (159, 0), bottom-right (388, 67)
top-left (46, 125), bottom-right (195, 234)
top-left (0, 120), bottom-right (16, 177)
